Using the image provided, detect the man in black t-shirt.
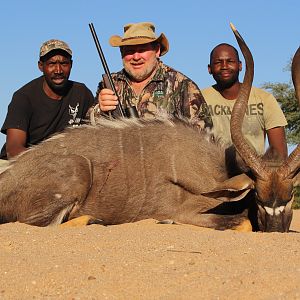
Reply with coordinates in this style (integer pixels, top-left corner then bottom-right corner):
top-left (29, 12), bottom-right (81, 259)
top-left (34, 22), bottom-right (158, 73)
top-left (0, 39), bottom-right (95, 160)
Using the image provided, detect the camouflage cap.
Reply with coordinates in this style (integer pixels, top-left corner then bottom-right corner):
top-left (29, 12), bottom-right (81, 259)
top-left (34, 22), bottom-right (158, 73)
top-left (39, 39), bottom-right (72, 58)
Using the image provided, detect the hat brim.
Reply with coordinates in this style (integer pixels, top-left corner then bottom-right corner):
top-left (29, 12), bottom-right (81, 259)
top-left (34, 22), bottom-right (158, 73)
top-left (109, 33), bottom-right (169, 56)
top-left (40, 48), bottom-right (72, 59)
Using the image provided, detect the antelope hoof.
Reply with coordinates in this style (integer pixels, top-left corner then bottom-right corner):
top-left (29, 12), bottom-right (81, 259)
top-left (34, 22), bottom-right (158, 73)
top-left (233, 219), bottom-right (252, 232)
top-left (60, 215), bottom-right (104, 227)
top-left (156, 219), bottom-right (178, 225)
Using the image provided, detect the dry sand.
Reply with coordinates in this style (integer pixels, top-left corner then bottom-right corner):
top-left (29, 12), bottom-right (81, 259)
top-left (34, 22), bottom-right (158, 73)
top-left (1, 211), bottom-right (300, 300)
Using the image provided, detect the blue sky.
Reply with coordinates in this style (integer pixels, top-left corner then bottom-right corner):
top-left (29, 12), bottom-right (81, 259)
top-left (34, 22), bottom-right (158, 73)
top-left (0, 1), bottom-right (299, 147)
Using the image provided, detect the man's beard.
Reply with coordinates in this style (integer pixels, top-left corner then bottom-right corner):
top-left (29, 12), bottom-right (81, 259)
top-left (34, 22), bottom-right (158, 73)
top-left (45, 76), bottom-right (70, 95)
top-left (214, 73), bottom-right (239, 89)
top-left (124, 58), bottom-right (158, 82)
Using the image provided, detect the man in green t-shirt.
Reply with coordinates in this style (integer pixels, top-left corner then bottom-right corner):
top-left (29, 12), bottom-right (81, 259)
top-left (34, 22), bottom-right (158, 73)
top-left (201, 43), bottom-right (287, 158)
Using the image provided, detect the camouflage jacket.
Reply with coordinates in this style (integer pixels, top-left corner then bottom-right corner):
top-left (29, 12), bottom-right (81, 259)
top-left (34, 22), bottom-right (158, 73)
top-left (96, 61), bottom-right (212, 129)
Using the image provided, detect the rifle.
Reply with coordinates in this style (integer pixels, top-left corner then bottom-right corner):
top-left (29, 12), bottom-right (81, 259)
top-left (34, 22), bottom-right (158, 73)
top-left (89, 23), bottom-right (139, 118)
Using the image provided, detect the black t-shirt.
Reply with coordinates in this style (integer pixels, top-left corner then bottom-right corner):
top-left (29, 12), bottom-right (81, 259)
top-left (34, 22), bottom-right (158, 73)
top-left (1, 76), bottom-right (95, 158)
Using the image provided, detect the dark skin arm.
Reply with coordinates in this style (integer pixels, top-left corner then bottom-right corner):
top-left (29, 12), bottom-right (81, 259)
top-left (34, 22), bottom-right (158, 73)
top-left (267, 127), bottom-right (288, 159)
top-left (6, 128), bottom-right (27, 159)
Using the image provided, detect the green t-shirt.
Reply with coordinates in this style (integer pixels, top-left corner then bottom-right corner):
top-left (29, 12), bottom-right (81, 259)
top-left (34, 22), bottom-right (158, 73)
top-left (201, 86), bottom-right (287, 155)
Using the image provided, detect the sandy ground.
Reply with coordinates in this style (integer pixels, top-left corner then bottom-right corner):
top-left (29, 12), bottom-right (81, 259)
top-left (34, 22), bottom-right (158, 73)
top-left (0, 211), bottom-right (300, 300)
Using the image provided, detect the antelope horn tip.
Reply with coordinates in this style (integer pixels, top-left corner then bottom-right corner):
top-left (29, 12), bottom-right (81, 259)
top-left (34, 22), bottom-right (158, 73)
top-left (230, 22), bottom-right (237, 32)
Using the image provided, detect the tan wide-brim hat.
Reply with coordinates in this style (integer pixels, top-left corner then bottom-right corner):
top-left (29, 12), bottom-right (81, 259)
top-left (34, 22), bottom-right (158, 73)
top-left (109, 22), bottom-right (169, 56)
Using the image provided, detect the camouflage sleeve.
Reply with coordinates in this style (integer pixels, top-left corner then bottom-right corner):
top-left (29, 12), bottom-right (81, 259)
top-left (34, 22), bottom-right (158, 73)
top-left (187, 80), bottom-right (213, 130)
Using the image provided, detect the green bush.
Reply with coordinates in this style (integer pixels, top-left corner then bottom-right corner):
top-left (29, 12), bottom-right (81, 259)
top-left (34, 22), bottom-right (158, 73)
top-left (293, 186), bottom-right (300, 209)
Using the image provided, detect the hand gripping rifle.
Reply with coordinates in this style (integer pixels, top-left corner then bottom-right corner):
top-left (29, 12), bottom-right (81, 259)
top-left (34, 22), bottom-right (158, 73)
top-left (89, 23), bottom-right (139, 119)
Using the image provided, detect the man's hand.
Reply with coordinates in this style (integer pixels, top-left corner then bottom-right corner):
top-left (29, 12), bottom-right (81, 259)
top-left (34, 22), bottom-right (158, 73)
top-left (98, 88), bottom-right (119, 112)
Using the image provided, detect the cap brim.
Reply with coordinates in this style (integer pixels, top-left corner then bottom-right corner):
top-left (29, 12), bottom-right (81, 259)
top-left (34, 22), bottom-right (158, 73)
top-left (40, 48), bottom-right (72, 58)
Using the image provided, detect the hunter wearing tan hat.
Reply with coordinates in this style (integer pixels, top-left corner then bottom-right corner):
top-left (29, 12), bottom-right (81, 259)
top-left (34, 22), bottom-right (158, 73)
top-left (96, 21), bottom-right (212, 129)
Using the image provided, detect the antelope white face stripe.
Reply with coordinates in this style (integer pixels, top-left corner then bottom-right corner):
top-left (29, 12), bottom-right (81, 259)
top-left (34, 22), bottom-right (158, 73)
top-left (275, 206), bottom-right (285, 215)
top-left (264, 206), bottom-right (285, 216)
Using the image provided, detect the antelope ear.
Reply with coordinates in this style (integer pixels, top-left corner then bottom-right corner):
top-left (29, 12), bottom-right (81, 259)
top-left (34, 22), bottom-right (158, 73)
top-left (201, 174), bottom-right (255, 202)
top-left (292, 171), bottom-right (300, 186)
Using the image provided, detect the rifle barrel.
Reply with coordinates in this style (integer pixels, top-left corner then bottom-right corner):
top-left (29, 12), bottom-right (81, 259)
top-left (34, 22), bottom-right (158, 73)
top-left (89, 23), bottom-right (125, 118)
